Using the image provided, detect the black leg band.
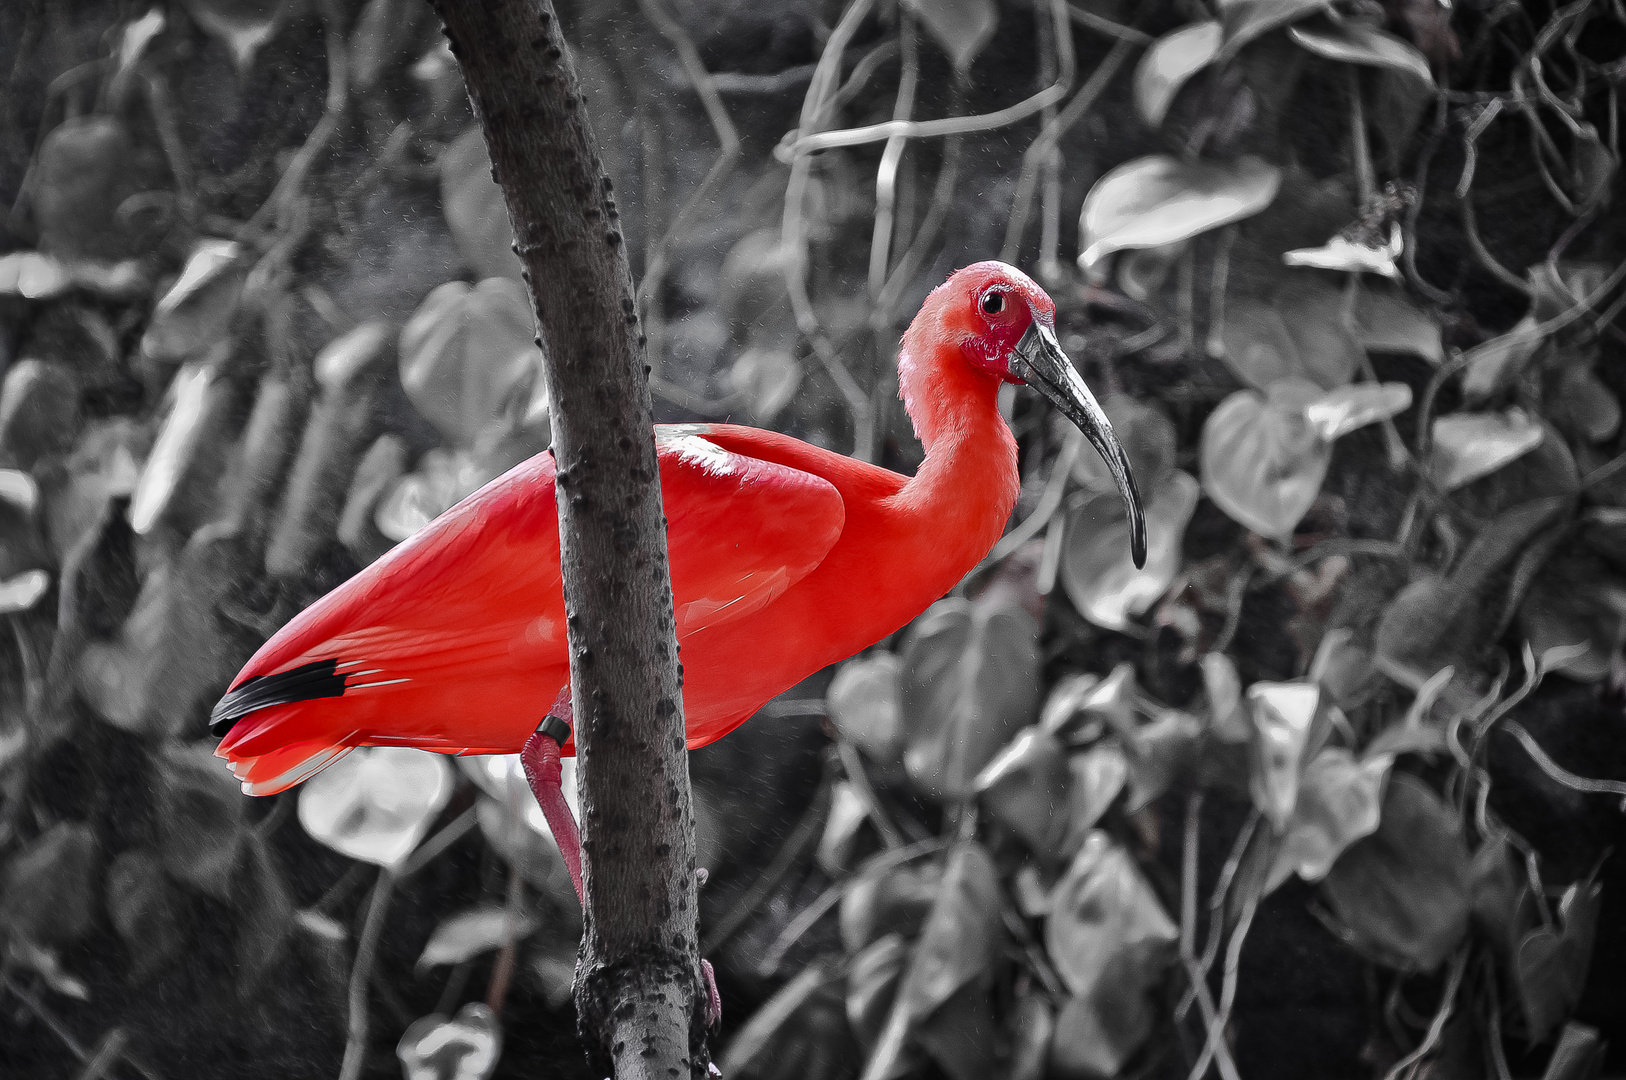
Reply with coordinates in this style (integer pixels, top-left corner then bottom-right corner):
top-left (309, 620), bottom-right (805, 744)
top-left (536, 713), bottom-right (572, 747)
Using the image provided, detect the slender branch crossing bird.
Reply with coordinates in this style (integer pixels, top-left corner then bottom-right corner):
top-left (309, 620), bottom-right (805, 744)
top-left (210, 260), bottom-right (1145, 914)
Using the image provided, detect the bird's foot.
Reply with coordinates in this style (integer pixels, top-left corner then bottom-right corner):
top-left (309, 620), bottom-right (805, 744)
top-left (701, 958), bottom-right (722, 1030)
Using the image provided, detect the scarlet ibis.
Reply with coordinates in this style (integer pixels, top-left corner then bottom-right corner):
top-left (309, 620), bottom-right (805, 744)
top-left (210, 259), bottom-right (1143, 878)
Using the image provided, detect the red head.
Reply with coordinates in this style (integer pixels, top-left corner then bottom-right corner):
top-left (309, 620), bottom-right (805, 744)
top-left (903, 261), bottom-right (1146, 567)
top-left (937, 261), bottom-right (1059, 382)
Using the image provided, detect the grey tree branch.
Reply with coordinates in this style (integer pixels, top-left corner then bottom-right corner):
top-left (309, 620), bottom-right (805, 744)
top-left (426, 1), bottom-right (703, 1075)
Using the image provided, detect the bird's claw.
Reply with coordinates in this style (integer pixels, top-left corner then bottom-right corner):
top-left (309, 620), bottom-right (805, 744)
top-left (701, 958), bottom-right (722, 1030)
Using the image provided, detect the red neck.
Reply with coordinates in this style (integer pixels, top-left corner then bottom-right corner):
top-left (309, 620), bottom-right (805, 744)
top-left (893, 318), bottom-right (1021, 567)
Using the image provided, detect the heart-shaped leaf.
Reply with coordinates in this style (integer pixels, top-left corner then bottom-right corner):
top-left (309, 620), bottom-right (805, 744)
top-left (1060, 469), bottom-right (1199, 632)
top-left (298, 746), bottom-right (453, 867)
top-left (1044, 832), bottom-right (1177, 1077)
top-left (1038, 672), bottom-right (1103, 744)
top-left (816, 781), bottom-right (874, 876)
top-left (1320, 774), bottom-right (1471, 971)
top-left (1515, 877), bottom-right (1600, 1042)
top-left (1543, 1024), bottom-right (1607, 1080)
top-left (30, 116), bottom-right (154, 261)
top-left (1469, 838), bottom-right (1535, 959)
top-left (1265, 748), bottom-right (1390, 891)
top-left (1046, 832), bottom-right (1178, 994)
top-left (141, 239), bottom-right (245, 364)
top-left (828, 653), bottom-right (906, 764)
top-left (846, 933), bottom-right (910, 1052)
top-left (1430, 410), bottom-right (1544, 490)
top-left (1009, 989), bottom-right (1054, 1080)
top-left (375, 448), bottom-right (491, 542)
top-left (841, 859), bottom-right (944, 954)
top-left (1289, 18), bottom-right (1434, 84)
top-left (1375, 497), bottom-right (1569, 685)
top-left (417, 906), bottom-right (538, 970)
top-left (729, 347), bottom-right (803, 424)
top-left (893, 843), bottom-right (1002, 1021)
top-left (1066, 662), bottom-right (1141, 742)
top-left (399, 278), bottom-right (543, 447)
top-left (1125, 709), bottom-right (1204, 812)
top-left (1304, 382), bottom-right (1412, 441)
top-left (1079, 155), bottom-right (1281, 277)
top-left (0, 821), bottom-right (98, 945)
top-left (105, 848), bottom-right (187, 981)
top-left (1221, 283), bottom-right (1362, 389)
top-left (1353, 286), bottom-right (1443, 363)
top-left (1283, 222), bottom-right (1403, 278)
top-left (1070, 396), bottom-right (1177, 496)
top-left (1246, 681), bottom-right (1323, 829)
top-left (0, 569), bottom-right (50, 615)
top-left (900, 596), bottom-right (1039, 801)
top-left (1461, 316), bottom-right (1546, 402)
top-left (129, 363), bottom-right (226, 534)
top-left (397, 1002), bottom-right (503, 1080)
top-left (1134, 21), bottom-right (1222, 127)
top-left (0, 251), bottom-right (70, 299)
top-left (440, 128), bottom-right (524, 282)
top-left (1217, 0), bottom-right (1331, 59)
top-left (1064, 743), bottom-right (1130, 840)
top-left (1519, 549), bottom-right (1626, 682)
top-left (1201, 382), bottom-right (1330, 538)
top-left (903, 0), bottom-right (998, 73)
top-left (1553, 365), bottom-right (1620, 444)
top-left (974, 727), bottom-right (1070, 856)
top-left (0, 359), bottom-right (80, 466)
top-left (1202, 652), bottom-right (1251, 742)
top-left (182, 0), bottom-right (295, 71)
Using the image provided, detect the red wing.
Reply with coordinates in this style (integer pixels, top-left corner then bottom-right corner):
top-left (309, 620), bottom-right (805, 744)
top-left (215, 429), bottom-right (845, 791)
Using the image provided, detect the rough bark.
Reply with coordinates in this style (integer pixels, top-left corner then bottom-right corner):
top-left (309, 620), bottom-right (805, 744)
top-left (426, 2), bottom-right (704, 1076)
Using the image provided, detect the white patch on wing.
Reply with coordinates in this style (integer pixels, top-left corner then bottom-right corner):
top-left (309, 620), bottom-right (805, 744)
top-left (236, 745), bottom-right (354, 796)
top-left (656, 431), bottom-right (738, 475)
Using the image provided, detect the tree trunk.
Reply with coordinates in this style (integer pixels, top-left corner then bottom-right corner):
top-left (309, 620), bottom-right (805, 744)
top-left (426, 3), bottom-right (705, 1077)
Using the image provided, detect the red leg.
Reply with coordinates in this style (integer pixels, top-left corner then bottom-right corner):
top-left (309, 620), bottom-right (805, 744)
top-left (519, 687), bottom-right (720, 1031)
top-left (519, 688), bottom-right (583, 905)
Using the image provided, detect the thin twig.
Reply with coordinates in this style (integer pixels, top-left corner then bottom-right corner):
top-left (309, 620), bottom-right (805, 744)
top-left (397, 806), bottom-right (478, 879)
top-left (1501, 721), bottom-right (1626, 799)
top-left (1188, 887), bottom-right (1258, 1080)
top-left (1178, 795), bottom-right (1242, 1080)
top-left (837, 741), bottom-right (905, 850)
top-left (757, 838), bottom-right (946, 976)
top-left (990, 429), bottom-right (1083, 561)
top-left (1001, 35), bottom-right (1136, 262)
top-left (244, 1), bottom-right (348, 237)
top-left (868, 16), bottom-right (919, 301)
top-left (484, 860), bottom-right (524, 1016)
top-left (780, 0), bottom-right (881, 455)
top-left (1066, 2), bottom-right (1152, 44)
top-left (1380, 949), bottom-right (1469, 1080)
top-left (702, 775), bottom-right (833, 953)
top-left (338, 868), bottom-right (397, 1080)
top-left (636, 0), bottom-right (742, 307)
top-left (779, 0), bottom-right (1074, 159)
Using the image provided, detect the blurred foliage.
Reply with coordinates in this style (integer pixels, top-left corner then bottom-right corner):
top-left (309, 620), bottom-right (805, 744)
top-left (0, 0), bottom-right (1625, 1079)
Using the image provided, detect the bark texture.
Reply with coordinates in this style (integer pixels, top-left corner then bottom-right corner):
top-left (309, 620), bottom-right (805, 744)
top-left (426, 2), bottom-right (704, 1076)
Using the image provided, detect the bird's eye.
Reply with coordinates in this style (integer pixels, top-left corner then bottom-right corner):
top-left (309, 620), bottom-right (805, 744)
top-left (981, 292), bottom-right (1004, 315)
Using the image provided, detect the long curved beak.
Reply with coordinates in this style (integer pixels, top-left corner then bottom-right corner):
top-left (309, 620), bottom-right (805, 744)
top-left (1011, 320), bottom-right (1146, 568)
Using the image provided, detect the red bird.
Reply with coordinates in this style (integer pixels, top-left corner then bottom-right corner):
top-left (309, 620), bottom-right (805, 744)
top-left (211, 262), bottom-right (1144, 798)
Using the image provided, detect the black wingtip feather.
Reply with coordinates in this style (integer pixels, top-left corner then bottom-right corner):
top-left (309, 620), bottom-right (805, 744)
top-left (210, 658), bottom-right (347, 738)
